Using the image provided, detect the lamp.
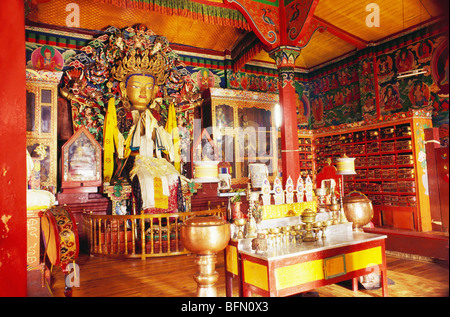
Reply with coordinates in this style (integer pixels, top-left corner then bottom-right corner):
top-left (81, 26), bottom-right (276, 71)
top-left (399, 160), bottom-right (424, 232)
top-left (335, 154), bottom-right (356, 223)
top-left (335, 154), bottom-right (357, 176)
top-left (397, 68), bottom-right (428, 79)
top-left (274, 103), bottom-right (282, 128)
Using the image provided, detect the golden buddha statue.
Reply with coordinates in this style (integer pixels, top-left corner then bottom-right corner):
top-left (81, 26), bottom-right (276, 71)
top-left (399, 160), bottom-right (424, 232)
top-left (61, 24), bottom-right (199, 215)
top-left (104, 44), bottom-right (180, 214)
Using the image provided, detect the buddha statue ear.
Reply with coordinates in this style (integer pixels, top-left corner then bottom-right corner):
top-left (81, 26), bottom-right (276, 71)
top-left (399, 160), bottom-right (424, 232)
top-left (119, 81), bottom-right (131, 111)
top-left (152, 83), bottom-right (159, 99)
top-left (119, 81), bottom-right (127, 98)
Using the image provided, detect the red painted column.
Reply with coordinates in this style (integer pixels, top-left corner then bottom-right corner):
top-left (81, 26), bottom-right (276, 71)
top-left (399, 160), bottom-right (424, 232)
top-left (0, 0), bottom-right (27, 296)
top-left (270, 47), bottom-right (301, 184)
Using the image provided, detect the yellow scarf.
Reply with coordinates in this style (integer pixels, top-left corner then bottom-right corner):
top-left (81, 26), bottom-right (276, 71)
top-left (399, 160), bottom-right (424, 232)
top-left (103, 98), bottom-right (117, 183)
top-left (165, 103), bottom-right (181, 172)
top-left (103, 98), bottom-right (133, 182)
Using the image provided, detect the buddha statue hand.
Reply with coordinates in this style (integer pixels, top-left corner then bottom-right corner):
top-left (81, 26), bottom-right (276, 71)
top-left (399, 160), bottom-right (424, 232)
top-left (150, 97), bottom-right (163, 109)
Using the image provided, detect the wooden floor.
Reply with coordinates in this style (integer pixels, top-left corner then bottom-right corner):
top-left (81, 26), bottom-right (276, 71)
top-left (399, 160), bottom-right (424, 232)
top-left (46, 250), bottom-right (449, 298)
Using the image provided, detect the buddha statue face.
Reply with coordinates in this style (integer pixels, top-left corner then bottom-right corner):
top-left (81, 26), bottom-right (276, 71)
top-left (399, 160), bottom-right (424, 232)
top-left (125, 74), bottom-right (158, 112)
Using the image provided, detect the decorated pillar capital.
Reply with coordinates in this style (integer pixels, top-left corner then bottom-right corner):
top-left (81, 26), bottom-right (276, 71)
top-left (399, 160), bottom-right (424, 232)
top-left (268, 46), bottom-right (301, 69)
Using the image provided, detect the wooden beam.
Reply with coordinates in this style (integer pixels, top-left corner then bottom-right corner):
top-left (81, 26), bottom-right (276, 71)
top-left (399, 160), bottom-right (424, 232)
top-left (312, 15), bottom-right (368, 49)
top-left (287, 0), bottom-right (321, 46)
top-left (230, 31), bottom-right (259, 60)
top-left (230, 32), bottom-right (265, 72)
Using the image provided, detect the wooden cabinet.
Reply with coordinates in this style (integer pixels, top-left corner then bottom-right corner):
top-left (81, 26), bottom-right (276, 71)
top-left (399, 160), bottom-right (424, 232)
top-left (26, 69), bottom-right (62, 194)
top-left (201, 88), bottom-right (280, 185)
top-left (298, 133), bottom-right (314, 178)
top-left (313, 114), bottom-right (432, 232)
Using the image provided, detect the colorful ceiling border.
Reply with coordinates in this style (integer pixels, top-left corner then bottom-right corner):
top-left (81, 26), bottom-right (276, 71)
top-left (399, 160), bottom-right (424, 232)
top-left (308, 20), bottom-right (448, 79)
top-left (25, 19), bottom-right (446, 82)
top-left (94, 0), bottom-right (252, 31)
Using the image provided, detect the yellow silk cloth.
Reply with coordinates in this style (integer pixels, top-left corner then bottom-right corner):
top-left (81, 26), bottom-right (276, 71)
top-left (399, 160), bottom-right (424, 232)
top-left (103, 98), bottom-right (117, 182)
top-left (165, 103), bottom-right (180, 172)
top-left (103, 98), bottom-right (133, 182)
top-left (153, 177), bottom-right (168, 209)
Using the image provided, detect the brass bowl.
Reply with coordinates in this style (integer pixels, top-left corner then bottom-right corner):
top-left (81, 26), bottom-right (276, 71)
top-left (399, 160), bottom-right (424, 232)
top-left (314, 188), bottom-right (327, 196)
top-left (269, 227), bottom-right (280, 234)
top-left (294, 224), bottom-right (304, 231)
top-left (181, 216), bottom-right (231, 255)
top-left (327, 203), bottom-right (340, 212)
top-left (343, 194), bottom-right (373, 232)
top-left (233, 217), bottom-right (247, 226)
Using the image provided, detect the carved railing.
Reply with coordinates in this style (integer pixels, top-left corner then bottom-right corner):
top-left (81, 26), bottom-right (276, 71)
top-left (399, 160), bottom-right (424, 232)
top-left (83, 208), bottom-right (226, 259)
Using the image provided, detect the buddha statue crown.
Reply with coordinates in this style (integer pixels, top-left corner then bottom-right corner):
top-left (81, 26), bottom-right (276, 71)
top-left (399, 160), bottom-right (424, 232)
top-left (111, 47), bottom-right (168, 86)
top-left (107, 24), bottom-right (169, 86)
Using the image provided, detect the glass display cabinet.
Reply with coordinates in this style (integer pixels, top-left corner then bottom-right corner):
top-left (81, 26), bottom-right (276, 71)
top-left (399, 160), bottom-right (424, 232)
top-left (26, 69), bottom-right (63, 194)
top-left (201, 88), bottom-right (280, 185)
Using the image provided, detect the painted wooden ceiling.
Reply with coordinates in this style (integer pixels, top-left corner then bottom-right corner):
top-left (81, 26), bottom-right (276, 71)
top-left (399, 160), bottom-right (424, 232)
top-left (29, 0), bottom-right (448, 71)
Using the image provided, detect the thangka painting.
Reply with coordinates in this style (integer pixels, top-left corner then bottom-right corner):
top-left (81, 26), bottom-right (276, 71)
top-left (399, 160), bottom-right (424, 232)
top-left (30, 45), bottom-right (64, 72)
top-left (310, 62), bottom-right (362, 129)
top-left (359, 57), bottom-right (377, 120)
top-left (294, 81), bottom-right (311, 129)
top-left (227, 69), bottom-right (278, 93)
top-left (188, 66), bottom-right (224, 92)
top-left (376, 34), bottom-right (449, 128)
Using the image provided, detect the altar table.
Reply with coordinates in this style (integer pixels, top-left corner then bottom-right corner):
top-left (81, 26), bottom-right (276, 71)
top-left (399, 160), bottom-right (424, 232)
top-left (227, 231), bottom-right (388, 297)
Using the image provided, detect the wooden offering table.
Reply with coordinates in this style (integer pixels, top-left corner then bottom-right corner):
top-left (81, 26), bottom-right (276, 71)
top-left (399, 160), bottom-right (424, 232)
top-left (238, 231), bottom-right (388, 297)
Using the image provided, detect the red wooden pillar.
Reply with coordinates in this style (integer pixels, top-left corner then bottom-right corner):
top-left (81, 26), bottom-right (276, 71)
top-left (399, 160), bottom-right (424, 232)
top-left (270, 47), bottom-right (301, 184)
top-left (0, 0), bottom-right (27, 296)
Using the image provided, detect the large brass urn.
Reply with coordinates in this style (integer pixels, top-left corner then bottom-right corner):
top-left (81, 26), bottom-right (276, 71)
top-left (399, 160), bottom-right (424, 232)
top-left (343, 192), bottom-right (373, 232)
top-left (181, 216), bottom-right (230, 297)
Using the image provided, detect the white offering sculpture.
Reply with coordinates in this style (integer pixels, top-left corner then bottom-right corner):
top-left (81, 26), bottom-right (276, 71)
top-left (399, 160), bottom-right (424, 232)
top-left (285, 176), bottom-right (294, 204)
top-left (304, 176), bottom-right (313, 202)
top-left (261, 177), bottom-right (271, 206)
top-left (258, 175), bottom-right (315, 207)
top-left (273, 177), bottom-right (284, 205)
top-left (296, 175), bottom-right (305, 202)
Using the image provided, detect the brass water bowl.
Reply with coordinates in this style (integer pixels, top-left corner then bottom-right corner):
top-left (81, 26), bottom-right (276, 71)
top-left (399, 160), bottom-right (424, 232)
top-left (269, 227), bottom-right (280, 235)
top-left (343, 193), bottom-right (373, 232)
top-left (233, 217), bottom-right (247, 227)
top-left (314, 187), bottom-right (327, 196)
top-left (181, 216), bottom-right (230, 255)
top-left (180, 216), bottom-right (231, 297)
top-left (327, 202), bottom-right (340, 212)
